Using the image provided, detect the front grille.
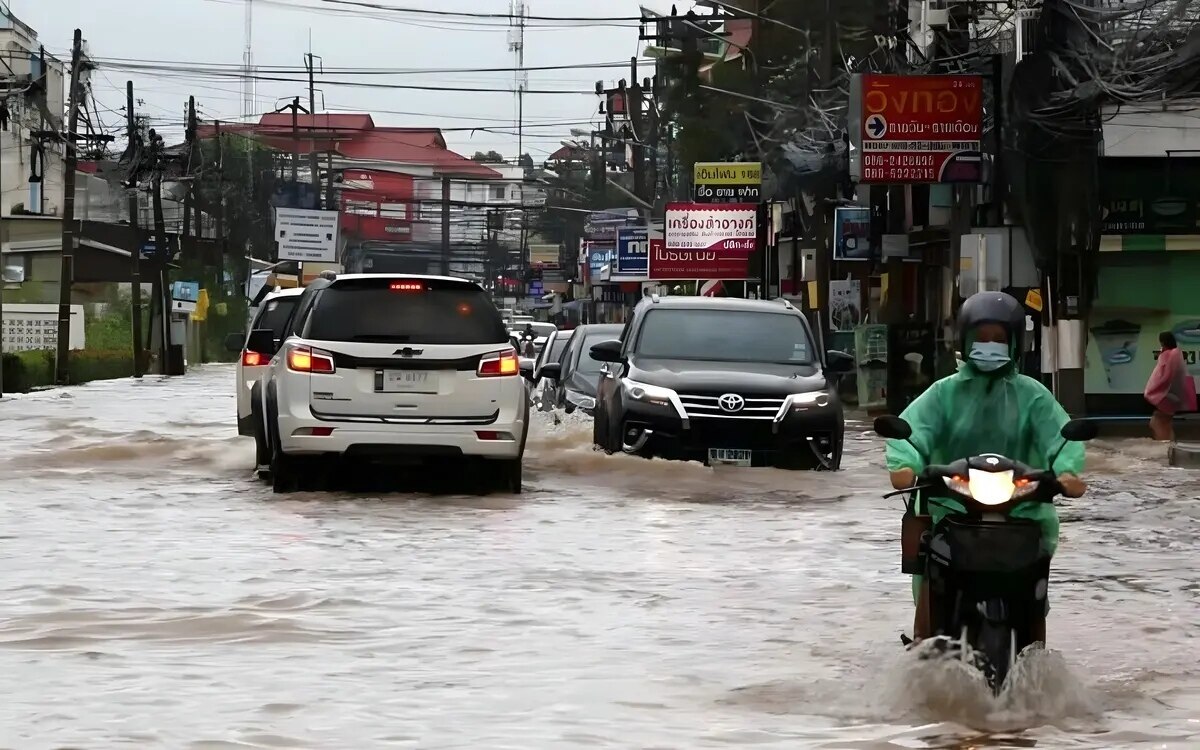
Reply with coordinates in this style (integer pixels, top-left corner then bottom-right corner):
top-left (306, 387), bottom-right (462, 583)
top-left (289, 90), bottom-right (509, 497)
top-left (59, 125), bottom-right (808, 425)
top-left (677, 393), bottom-right (785, 421)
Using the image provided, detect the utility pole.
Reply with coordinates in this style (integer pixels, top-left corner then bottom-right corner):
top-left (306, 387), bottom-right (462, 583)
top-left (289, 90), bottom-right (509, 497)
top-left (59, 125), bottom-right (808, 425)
top-left (290, 95), bottom-right (300, 184)
top-left (54, 29), bottom-right (85, 385)
top-left (127, 81), bottom-right (144, 377)
top-left (304, 52), bottom-right (320, 204)
top-left (152, 136), bottom-right (171, 375)
top-left (440, 175), bottom-right (451, 275)
top-left (629, 57), bottom-right (647, 210)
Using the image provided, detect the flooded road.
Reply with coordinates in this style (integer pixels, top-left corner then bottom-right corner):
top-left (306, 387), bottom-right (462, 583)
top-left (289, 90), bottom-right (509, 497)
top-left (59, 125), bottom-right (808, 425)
top-left (0, 365), bottom-right (1197, 749)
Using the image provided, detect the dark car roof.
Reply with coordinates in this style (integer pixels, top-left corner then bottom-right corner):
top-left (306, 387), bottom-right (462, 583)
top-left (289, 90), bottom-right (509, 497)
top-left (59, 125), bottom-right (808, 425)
top-left (636, 296), bottom-right (800, 315)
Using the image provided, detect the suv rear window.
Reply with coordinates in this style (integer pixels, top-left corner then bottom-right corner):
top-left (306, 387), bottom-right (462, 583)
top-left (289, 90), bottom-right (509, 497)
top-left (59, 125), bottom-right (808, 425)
top-left (254, 297), bottom-right (299, 341)
top-left (305, 278), bottom-right (508, 344)
top-left (635, 308), bottom-right (813, 364)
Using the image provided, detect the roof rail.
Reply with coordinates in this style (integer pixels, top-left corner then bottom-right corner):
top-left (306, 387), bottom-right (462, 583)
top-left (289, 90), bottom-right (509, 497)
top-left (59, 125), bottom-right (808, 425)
top-left (319, 270), bottom-right (337, 281)
top-left (776, 297), bottom-right (795, 311)
top-left (650, 293), bottom-right (661, 303)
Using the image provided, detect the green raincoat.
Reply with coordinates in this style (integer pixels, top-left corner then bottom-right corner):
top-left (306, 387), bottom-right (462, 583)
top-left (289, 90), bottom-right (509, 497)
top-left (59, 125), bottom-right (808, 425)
top-left (885, 360), bottom-right (1086, 601)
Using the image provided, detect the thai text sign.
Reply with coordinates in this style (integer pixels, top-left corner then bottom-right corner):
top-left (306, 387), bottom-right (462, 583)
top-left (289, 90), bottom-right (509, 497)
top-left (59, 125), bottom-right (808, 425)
top-left (693, 162), bottom-right (762, 203)
top-left (664, 203), bottom-right (758, 252)
top-left (648, 239), bottom-right (753, 280)
top-left (2, 304), bottom-right (85, 352)
top-left (857, 74), bottom-right (983, 184)
top-left (615, 227), bottom-right (649, 276)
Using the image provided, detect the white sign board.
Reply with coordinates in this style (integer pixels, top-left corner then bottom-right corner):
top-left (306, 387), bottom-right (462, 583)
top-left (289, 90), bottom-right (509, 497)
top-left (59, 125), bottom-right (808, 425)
top-left (829, 279), bottom-right (862, 332)
top-left (2, 304), bottom-right (85, 352)
top-left (275, 208), bottom-right (340, 263)
top-left (664, 203), bottom-right (757, 252)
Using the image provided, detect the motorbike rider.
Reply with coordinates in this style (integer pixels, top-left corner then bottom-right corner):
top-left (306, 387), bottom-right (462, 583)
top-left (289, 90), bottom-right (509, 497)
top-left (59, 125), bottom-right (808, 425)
top-left (520, 323), bottom-right (537, 357)
top-left (885, 291), bottom-right (1087, 645)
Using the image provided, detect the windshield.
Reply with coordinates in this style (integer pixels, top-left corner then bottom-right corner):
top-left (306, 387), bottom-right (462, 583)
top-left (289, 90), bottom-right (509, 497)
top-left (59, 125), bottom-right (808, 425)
top-left (547, 335), bottom-right (569, 364)
top-left (577, 333), bottom-right (615, 375)
top-left (634, 309), bottom-right (814, 364)
top-left (306, 279), bottom-right (508, 344)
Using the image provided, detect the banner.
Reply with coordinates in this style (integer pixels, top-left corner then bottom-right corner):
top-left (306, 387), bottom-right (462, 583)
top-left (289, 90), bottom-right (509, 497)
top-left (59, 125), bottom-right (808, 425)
top-left (1086, 313), bottom-right (1200, 394)
top-left (647, 239), bottom-right (753, 280)
top-left (615, 227), bottom-right (649, 276)
top-left (829, 279), bottom-right (862, 332)
top-left (693, 162), bottom-right (762, 204)
top-left (664, 203), bottom-right (758, 252)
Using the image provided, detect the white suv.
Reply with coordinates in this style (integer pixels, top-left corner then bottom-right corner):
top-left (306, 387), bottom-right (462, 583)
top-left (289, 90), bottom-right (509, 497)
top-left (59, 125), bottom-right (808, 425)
top-left (250, 274), bottom-right (529, 494)
top-left (226, 287), bottom-right (305, 437)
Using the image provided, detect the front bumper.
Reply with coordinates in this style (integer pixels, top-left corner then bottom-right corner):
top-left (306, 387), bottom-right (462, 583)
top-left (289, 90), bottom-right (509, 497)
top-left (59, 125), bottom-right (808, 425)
top-left (617, 395), bottom-right (841, 466)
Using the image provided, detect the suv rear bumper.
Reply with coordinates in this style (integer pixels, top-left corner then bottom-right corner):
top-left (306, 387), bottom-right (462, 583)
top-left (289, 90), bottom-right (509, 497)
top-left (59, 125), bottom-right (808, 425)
top-left (277, 409), bottom-right (526, 460)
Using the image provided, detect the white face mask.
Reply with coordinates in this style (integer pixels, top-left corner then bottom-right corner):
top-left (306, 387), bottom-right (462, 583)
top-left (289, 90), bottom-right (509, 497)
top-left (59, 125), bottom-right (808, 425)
top-left (969, 341), bottom-right (1011, 372)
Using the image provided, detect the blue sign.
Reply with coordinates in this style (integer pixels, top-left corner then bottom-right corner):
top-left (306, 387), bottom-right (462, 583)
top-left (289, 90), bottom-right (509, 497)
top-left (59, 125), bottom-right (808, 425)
top-left (139, 236), bottom-right (178, 262)
top-left (616, 227), bottom-right (649, 276)
top-left (587, 245), bottom-right (614, 278)
top-left (833, 207), bottom-right (873, 262)
top-left (529, 281), bottom-right (543, 296)
top-left (171, 280), bottom-right (201, 303)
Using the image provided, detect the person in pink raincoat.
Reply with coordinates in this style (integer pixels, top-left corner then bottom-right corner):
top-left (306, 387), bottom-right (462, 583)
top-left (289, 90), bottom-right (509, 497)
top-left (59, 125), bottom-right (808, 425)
top-left (1145, 332), bottom-right (1197, 441)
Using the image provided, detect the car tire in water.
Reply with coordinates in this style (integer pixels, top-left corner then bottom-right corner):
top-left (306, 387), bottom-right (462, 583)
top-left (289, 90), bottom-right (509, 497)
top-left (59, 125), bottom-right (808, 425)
top-left (487, 458), bottom-right (523, 494)
top-left (267, 412), bottom-right (303, 494)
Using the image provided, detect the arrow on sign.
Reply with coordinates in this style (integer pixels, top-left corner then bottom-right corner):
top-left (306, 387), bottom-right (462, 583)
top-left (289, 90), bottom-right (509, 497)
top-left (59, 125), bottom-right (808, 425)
top-left (866, 114), bottom-right (887, 139)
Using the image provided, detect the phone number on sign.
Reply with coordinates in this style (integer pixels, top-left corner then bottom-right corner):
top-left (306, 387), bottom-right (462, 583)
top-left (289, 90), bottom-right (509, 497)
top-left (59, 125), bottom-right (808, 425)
top-left (862, 166), bottom-right (939, 182)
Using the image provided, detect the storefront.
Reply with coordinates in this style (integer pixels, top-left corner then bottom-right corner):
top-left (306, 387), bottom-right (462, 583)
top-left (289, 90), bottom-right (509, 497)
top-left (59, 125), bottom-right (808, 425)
top-left (1085, 156), bottom-right (1200, 414)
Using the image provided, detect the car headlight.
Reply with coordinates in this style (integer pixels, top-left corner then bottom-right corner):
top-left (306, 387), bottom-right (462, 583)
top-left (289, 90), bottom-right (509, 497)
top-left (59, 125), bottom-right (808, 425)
top-left (624, 379), bottom-right (677, 408)
top-left (791, 391), bottom-right (831, 408)
top-left (566, 391), bottom-right (596, 409)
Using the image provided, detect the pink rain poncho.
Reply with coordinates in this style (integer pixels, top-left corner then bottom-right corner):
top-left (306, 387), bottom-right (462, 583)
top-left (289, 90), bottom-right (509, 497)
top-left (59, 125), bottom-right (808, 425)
top-left (1144, 348), bottom-right (1197, 415)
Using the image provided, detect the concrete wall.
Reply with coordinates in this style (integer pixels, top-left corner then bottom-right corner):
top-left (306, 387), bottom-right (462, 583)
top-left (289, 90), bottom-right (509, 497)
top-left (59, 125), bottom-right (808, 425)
top-left (1102, 101), bottom-right (1200, 157)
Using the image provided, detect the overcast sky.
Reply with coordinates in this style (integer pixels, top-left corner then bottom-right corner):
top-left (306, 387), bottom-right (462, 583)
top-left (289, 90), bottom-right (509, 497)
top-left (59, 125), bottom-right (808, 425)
top-left (16, 0), bottom-right (677, 161)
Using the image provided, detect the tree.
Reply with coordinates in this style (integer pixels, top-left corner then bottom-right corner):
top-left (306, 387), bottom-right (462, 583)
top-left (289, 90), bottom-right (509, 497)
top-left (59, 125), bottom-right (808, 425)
top-left (471, 150), bottom-right (505, 163)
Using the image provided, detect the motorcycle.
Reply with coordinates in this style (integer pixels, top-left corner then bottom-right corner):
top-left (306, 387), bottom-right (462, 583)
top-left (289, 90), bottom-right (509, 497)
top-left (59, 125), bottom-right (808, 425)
top-left (874, 414), bottom-right (1099, 693)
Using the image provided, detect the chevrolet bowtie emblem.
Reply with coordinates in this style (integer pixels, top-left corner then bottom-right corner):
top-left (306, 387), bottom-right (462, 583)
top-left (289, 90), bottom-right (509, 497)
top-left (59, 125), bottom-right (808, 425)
top-left (394, 347), bottom-right (424, 357)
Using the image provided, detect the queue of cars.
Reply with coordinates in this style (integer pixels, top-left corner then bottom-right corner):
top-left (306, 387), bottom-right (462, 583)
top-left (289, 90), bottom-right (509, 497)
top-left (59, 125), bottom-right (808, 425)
top-left (230, 277), bottom-right (853, 494)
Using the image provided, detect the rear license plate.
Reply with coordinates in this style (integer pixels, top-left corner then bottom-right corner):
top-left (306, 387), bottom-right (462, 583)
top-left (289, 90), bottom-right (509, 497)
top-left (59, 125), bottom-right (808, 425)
top-left (708, 448), bottom-right (752, 467)
top-left (376, 370), bottom-right (435, 393)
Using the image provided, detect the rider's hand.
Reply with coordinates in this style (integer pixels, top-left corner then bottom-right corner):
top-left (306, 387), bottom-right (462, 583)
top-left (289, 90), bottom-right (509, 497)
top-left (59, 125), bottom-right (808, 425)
top-left (890, 468), bottom-right (916, 489)
top-left (1058, 473), bottom-right (1087, 498)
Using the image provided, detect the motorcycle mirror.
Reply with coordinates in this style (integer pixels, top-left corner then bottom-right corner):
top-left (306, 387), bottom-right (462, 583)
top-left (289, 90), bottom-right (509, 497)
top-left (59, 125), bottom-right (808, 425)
top-left (1060, 418), bottom-right (1099, 442)
top-left (873, 415), bottom-right (912, 440)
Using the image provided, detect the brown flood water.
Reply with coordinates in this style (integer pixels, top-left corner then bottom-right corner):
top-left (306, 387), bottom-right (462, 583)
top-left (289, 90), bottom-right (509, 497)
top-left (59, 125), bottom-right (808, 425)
top-left (0, 365), bottom-right (1196, 749)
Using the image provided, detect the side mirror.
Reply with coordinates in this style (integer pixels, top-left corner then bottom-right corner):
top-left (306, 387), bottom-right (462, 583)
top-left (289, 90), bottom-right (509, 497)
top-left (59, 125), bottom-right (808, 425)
top-left (826, 349), bottom-right (855, 375)
top-left (873, 415), bottom-right (913, 440)
top-left (224, 332), bottom-right (245, 353)
top-left (539, 362), bottom-right (562, 382)
top-left (589, 339), bottom-right (623, 363)
top-left (245, 328), bottom-right (277, 357)
top-left (1060, 418), bottom-right (1098, 442)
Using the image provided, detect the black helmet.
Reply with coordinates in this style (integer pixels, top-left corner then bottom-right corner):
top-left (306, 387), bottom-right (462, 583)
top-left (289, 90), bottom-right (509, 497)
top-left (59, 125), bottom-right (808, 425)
top-left (957, 291), bottom-right (1025, 356)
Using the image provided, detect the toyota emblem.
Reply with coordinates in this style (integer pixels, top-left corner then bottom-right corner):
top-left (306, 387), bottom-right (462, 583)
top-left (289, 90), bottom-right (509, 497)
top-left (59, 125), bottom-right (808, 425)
top-left (718, 393), bottom-right (745, 413)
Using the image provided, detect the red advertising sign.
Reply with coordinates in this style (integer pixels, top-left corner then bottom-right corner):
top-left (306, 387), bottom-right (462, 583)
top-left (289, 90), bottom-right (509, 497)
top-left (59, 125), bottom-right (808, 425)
top-left (664, 202), bottom-right (758, 252)
top-left (648, 239), bottom-right (754, 280)
top-left (859, 74), bottom-right (983, 184)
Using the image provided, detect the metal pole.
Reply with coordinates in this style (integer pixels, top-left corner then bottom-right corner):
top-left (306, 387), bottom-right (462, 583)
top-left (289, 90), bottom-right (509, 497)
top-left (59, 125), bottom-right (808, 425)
top-left (290, 96), bottom-right (299, 185)
top-left (128, 81), bottom-right (144, 378)
top-left (55, 29), bottom-right (84, 385)
top-left (440, 174), bottom-right (451, 275)
top-left (153, 171), bottom-right (171, 374)
top-left (306, 54), bottom-right (319, 202)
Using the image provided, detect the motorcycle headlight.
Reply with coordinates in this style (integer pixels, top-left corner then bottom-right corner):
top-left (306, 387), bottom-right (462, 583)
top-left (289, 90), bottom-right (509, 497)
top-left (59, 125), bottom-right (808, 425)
top-left (624, 379), bottom-right (677, 408)
top-left (964, 468), bottom-right (1016, 506)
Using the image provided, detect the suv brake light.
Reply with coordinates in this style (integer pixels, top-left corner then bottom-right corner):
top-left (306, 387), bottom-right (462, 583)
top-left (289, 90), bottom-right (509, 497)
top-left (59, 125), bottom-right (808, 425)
top-left (389, 281), bottom-right (425, 292)
top-left (242, 350), bottom-right (268, 367)
top-left (287, 345), bottom-right (336, 373)
top-left (478, 349), bottom-right (519, 377)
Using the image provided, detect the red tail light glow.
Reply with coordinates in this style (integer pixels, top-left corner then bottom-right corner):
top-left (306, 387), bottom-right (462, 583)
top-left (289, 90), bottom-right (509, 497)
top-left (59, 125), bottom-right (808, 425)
top-left (477, 349), bottom-right (519, 377)
top-left (389, 281), bottom-right (426, 292)
top-left (241, 350), bottom-right (267, 367)
top-left (287, 345), bottom-right (336, 373)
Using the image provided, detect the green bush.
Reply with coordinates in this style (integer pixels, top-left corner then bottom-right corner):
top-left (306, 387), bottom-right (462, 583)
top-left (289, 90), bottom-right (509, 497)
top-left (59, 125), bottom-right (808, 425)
top-left (1, 349), bottom-right (136, 393)
top-left (2, 350), bottom-right (53, 392)
top-left (85, 309), bottom-right (135, 352)
top-left (66, 349), bottom-right (135, 385)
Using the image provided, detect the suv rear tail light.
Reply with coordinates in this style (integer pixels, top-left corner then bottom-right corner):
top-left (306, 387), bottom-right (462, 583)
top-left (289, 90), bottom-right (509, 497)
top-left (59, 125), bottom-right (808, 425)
top-left (242, 350), bottom-right (268, 367)
top-left (477, 349), bottom-right (519, 377)
top-left (287, 345), bottom-right (336, 373)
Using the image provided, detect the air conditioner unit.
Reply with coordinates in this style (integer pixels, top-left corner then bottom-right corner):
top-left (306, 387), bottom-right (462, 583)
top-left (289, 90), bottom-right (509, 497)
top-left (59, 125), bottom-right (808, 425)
top-left (926, 7), bottom-right (949, 27)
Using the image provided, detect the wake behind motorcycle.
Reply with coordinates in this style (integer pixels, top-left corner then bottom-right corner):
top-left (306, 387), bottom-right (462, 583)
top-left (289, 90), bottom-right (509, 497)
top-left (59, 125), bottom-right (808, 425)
top-left (875, 414), bottom-right (1099, 693)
